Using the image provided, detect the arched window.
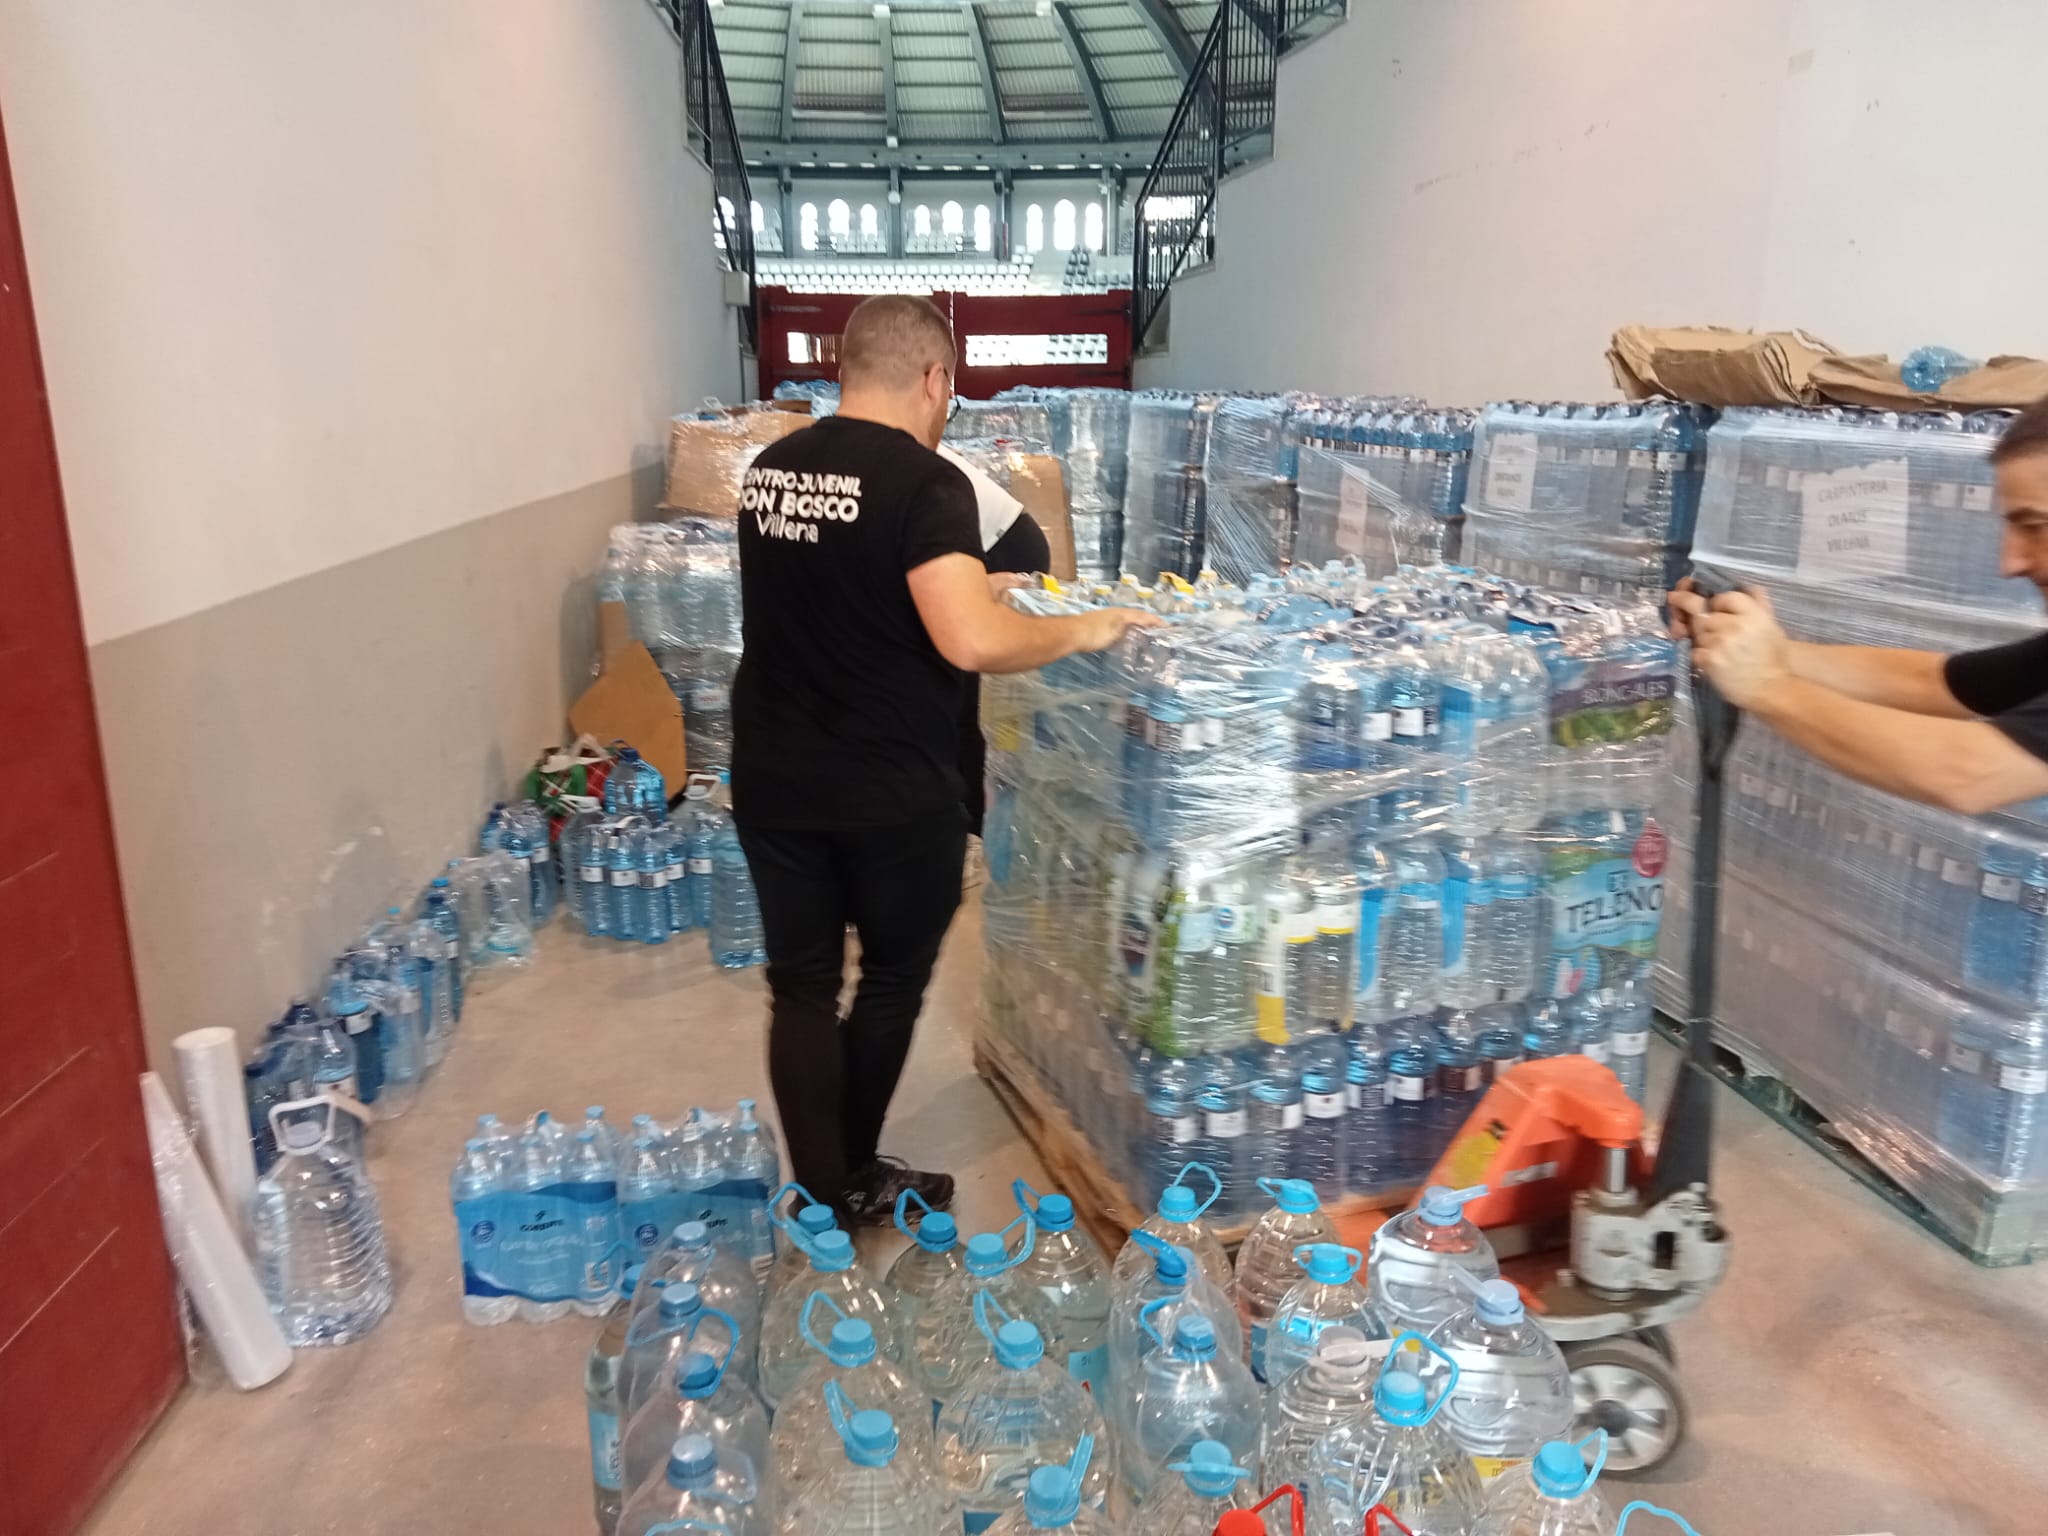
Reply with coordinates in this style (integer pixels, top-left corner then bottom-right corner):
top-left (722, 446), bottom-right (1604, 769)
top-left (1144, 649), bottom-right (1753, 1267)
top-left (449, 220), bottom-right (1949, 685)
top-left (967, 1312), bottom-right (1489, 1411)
top-left (750, 199), bottom-right (766, 234)
top-left (941, 200), bottom-right (964, 239)
top-left (827, 198), bottom-right (851, 240)
top-left (1025, 203), bottom-right (1045, 252)
top-left (913, 204), bottom-right (932, 237)
top-left (1083, 200), bottom-right (1104, 252)
top-left (973, 204), bottom-right (993, 253)
top-left (799, 201), bottom-right (820, 251)
top-left (1052, 198), bottom-right (1076, 251)
top-left (859, 203), bottom-right (880, 241)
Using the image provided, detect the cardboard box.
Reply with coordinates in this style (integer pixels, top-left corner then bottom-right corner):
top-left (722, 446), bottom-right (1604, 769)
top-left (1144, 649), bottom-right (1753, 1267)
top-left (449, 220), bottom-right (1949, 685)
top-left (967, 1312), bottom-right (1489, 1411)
top-left (661, 408), bottom-right (812, 516)
top-left (1607, 324), bottom-right (1855, 407)
top-left (567, 641), bottom-right (688, 792)
top-left (1810, 353), bottom-right (2048, 411)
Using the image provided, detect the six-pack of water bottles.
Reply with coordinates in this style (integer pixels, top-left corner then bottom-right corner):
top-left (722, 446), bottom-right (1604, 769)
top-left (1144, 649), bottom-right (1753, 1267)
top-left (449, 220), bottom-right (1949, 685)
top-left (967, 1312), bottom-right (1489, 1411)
top-left (581, 1167), bottom-right (1703, 1536)
top-left (1653, 405), bottom-right (2048, 1260)
top-left (453, 1101), bottom-right (782, 1325)
top-left (978, 564), bottom-right (1674, 1221)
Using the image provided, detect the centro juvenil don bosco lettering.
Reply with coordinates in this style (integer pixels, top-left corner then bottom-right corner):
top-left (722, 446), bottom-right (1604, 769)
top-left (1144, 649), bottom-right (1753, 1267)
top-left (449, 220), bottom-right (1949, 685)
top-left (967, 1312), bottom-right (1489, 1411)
top-left (741, 467), bottom-right (864, 542)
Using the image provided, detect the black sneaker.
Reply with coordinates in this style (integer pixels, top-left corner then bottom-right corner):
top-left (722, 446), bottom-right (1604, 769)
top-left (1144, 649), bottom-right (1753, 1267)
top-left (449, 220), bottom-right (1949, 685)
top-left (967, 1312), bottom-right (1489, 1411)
top-left (840, 1156), bottom-right (955, 1227)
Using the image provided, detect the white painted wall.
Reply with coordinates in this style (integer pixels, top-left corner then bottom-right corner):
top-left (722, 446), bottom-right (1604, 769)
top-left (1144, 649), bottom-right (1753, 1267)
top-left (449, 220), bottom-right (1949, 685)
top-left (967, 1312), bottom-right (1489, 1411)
top-left (0, 0), bottom-right (743, 643)
top-left (1141, 0), bottom-right (2048, 402)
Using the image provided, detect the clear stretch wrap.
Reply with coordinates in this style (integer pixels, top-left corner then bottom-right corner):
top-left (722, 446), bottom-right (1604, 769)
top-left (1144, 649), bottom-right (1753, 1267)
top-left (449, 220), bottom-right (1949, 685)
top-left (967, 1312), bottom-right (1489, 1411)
top-left (947, 396), bottom-right (1056, 451)
top-left (979, 566), bottom-right (1675, 1224)
top-left (983, 387), bottom-right (1132, 579)
top-left (602, 518), bottom-right (743, 769)
top-left (1122, 391), bottom-right (1224, 585)
top-left (1199, 394), bottom-right (1310, 585)
top-left (1654, 406), bottom-right (2048, 1261)
top-left (1293, 403), bottom-right (1474, 575)
top-left (1462, 401), bottom-right (1715, 601)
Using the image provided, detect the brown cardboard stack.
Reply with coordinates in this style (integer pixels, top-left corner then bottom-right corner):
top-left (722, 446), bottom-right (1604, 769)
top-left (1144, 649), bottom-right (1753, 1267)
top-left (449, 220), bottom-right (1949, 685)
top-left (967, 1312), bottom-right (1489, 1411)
top-left (1609, 324), bottom-right (2048, 412)
top-left (661, 406), bottom-right (812, 516)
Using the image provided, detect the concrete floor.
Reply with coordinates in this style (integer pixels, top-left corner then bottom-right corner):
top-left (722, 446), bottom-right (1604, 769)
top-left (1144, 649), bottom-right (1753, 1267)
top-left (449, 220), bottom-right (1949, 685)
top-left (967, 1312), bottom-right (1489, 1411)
top-left (86, 899), bottom-right (2048, 1536)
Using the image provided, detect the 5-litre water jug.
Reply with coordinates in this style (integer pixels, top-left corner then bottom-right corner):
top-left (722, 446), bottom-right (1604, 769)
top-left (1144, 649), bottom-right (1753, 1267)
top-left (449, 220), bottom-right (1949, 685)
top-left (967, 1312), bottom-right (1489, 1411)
top-left (1128, 1440), bottom-right (1260, 1536)
top-left (775, 1386), bottom-right (958, 1536)
top-left (1470, 1432), bottom-right (1613, 1536)
top-left (771, 1296), bottom-right (935, 1507)
top-left (587, 1266), bottom-right (644, 1533)
top-left (934, 1295), bottom-right (1113, 1532)
top-left (1370, 1184), bottom-right (1500, 1334)
top-left (1259, 1325), bottom-right (1379, 1496)
top-left (757, 1228), bottom-right (897, 1410)
top-left (1307, 1332), bottom-right (1484, 1536)
top-left (250, 1100), bottom-right (393, 1347)
top-left (1263, 1243), bottom-right (1387, 1388)
top-left (1232, 1176), bottom-right (1337, 1381)
top-left (886, 1190), bottom-right (965, 1408)
top-left (635, 1219), bottom-right (763, 1389)
top-left (1010, 1180), bottom-right (1114, 1394)
top-left (1114, 1161), bottom-right (1235, 1301)
top-left (1124, 1306), bottom-right (1261, 1502)
top-left (616, 1431), bottom-right (765, 1536)
top-left (913, 1216), bottom-right (1063, 1407)
top-left (1107, 1233), bottom-right (1243, 1443)
top-left (1431, 1275), bottom-right (1571, 1482)
top-left (621, 1282), bottom-right (741, 1424)
top-left (981, 1438), bottom-right (1115, 1536)
top-left (762, 1182), bottom-right (842, 1310)
top-left (622, 1346), bottom-right (772, 1527)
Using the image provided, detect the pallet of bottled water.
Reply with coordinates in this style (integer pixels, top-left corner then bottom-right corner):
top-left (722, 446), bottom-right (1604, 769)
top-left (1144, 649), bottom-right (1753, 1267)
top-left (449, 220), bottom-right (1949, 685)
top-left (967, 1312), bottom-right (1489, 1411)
top-left (1293, 404), bottom-right (1475, 575)
top-left (600, 518), bottom-right (741, 771)
top-left (1652, 405), bottom-right (2048, 1261)
top-left (979, 563), bottom-right (1676, 1228)
top-left (990, 386), bottom-right (1133, 581)
top-left (1462, 400), bottom-right (1715, 602)
top-left (451, 1100), bottom-right (782, 1325)
top-left (1121, 391), bottom-right (1224, 585)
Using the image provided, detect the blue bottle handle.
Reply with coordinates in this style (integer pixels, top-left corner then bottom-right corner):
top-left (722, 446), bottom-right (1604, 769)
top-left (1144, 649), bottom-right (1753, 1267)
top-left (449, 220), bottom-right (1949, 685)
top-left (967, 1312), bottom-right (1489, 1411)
top-left (682, 1328), bottom-right (737, 1398)
top-left (798, 1290), bottom-right (850, 1355)
top-left (972, 1288), bottom-right (1013, 1349)
top-left (823, 1379), bottom-right (860, 1446)
top-left (1615, 1503), bottom-right (1703, 1536)
top-left (1253, 1176), bottom-right (1291, 1207)
top-left (1129, 1229), bottom-right (1190, 1280)
top-left (1065, 1434), bottom-right (1094, 1491)
top-left (1167, 1160), bottom-right (1222, 1217)
top-left (1377, 1331), bottom-right (1460, 1426)
top-left (1011, 1177), bottom-right (1045, 1218)
top-left (995, 1211), bottom-right (1037, 1270)
top-left (894, 1186), bottom-right (941, 1242)
top-left (1137, 1294), bottom-right (1174, 1350)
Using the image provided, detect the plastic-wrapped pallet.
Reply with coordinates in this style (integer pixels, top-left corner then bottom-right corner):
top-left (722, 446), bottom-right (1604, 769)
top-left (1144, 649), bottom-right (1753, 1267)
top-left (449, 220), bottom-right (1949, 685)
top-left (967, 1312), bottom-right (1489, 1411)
top-left (604, 519), bottom-right (743, 770)
top-left (1121, 391), bottom-right (1223, 585)
top-left (977, 565), bottom-right (1675, 1223)
top-left (1294, 403), bottom-right (1473, 575)
top-left (1462, 400), bottom-right (1714, 601)
top-left (1199, 394), bottom-right (1311, 585)
top-left (1063, 389), bottom-right (1133, 581)
top-left (1663, 405), bottom-right (2047, 1261)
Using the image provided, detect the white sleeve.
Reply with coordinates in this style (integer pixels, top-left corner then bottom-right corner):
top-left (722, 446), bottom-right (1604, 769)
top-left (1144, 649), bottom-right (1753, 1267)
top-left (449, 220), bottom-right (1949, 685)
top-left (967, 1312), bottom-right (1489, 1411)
top-left (938, 445), bottom-right (1025, 553)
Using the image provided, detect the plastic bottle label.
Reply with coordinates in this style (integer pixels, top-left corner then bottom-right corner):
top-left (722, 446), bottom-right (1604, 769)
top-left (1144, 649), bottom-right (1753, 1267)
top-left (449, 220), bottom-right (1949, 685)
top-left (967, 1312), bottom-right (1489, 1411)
top-left (588, 1407), bottom-right (622, 1490)
top-left (1168, 1114), bottom-right (1199, 1143)
top-left (1362, 711), bottom-right (1393, 742)
top-left (1304, 1090), bottom-right (1345, 1119)
top-left (1581, 1041), bottom-right (1610, 1064)
top-left (530, 843), bottom-right (549, 863)
top-left (1982, 873), bottom-right (2021, 902)
top-left (1389, 1073), bottom-right (1429, 1103)
top-left (580, 864), bottom-right (604, 883)
top-left (1612, 1030), bottom-right (1649, 1057)
top-left (611, 870), bottom-right (636, 887)
top-left (443, 939), bottom-right (460, 961)
top-left (2001, 1066), bottom-right (2048, 1095)
top-left (690, 857), bottom-right (714, 875)
top-left (1206, 1109), bottom-right (1247, 1138)
top-left (1067, 1343), bottom-right (1109, 1393)
top-left (1471, 1455), bottom-right (1519, 1482)
top-left (1394, 707), bottom-right (1427, 738)
top-left (1441, 1064), bottom-right (1483, 1095)
top-left (1280, 1103), bottom-right (1304, 1130)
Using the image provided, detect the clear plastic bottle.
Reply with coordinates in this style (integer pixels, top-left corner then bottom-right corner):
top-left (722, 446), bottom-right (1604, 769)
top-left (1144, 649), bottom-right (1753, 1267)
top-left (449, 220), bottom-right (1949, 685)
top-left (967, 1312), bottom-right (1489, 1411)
top-left (635, 1219), bottom-right (763, 1389)
top-left (1605, 981), bottom-right (1652, 1105)
top-left (568, 1129), bottom-right (626, 1318)
top-left (1470, 1432), bottom-right (1610, 1536)
top-left (1106, 1233), bottom-right (1243, 1447)
top-left (1370, 1184), bottom-right (1501, 1335)
top-left (618, 1134), bottom-right (678, 1264)
top-left (617, 1430), bottom-right (766, 1536)
top-left (886, 1190), bottom-right (965, 1408)
top-left (250, 1101), bottom-right (393, 1346)
top-left (1010, 1180), bottom-right (1114, 1394)
top-left (981, 1439), bottom-right (1114, 1536)
top-left (1231, 1177), bottom-right (1336, 1384)
top-left (1264, 1243), bottom-right (1388, 1389)
top-left (622, 1346), bottom-right (773, 1521)
top-left (757, 1228), bottom-right (896, 1411)
top-left (588, 1267), bottom-right (645, 1532)
top-left (1128, 1439), bottom-right (1259, 1536)
top-left (1431, 1275), bottom-right (1572, 1484)
top-left (514, 1125), bottom-right (575, 1322)
top-left (1113, 1161), bottom-right (1234, 1302)
top-left (1125, 1307), bottom-right (1261, 1502)
top-left (1259, 1325), bottom-right (1380, 1497)
top-left (775, 1388), bottom-right (957, 1536)
top-left (771, 1298), bottom-right (935, 1507)
top-left (935, 1295), bottom-right (1113, 1530)
top-left (912, 1217), bottom-right (1064, 1408)
top-left (1295, 1029), bottom-right (1350, 1189)
top-left (621, 1281), bottom-right (742, 1425)
top-left (450, 1137), bottom-right (518, 1325)
top-left (726, 1099), bottom-right (784, 1276)
top-left (1308, 1332), bottom-right (1484, 1536)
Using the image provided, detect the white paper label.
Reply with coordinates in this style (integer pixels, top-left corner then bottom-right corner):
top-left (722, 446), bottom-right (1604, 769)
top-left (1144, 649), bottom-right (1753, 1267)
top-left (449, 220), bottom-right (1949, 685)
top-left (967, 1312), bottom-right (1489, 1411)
top-left (1797, 457), bottom-right (1909, 583)
top-left (1917, 845), bottom-right (1942, 873)
top-left (1336, 471), bottom-right (1372, 555)
top-left (689, 857), bottom-right (713, 875)
top-left (1280, 1104), bottom-right (1304, 1130)
top-left (1169, 1115), bottom-right (1199, 1143)
top-left (1739, 772), bottom-right (1764, 798)
top-left (1932, 481), bottom-right (1960, 510)
top-left (1206, 1109), bottom-right (1247, 1138)
top-left (1362, 712), bottom-right (1393, 743)
top-left (1305, 1091), bottom-right (1346, 1119)
top-left (1948, 1045), bottom-right (1985, 1074)
top-left (2000, 1066), bottom-right (2048, 1095)
top-left (1483, 431), bottom-right (1539, 514)
top-left (611, 870), bottom-right (636, 887)
top-left (1394, 707), bottom-right (1426, 738)
top-left (530, 844), bottom-right (550, 864)
top-left (1581, 1041), bottom-right (1610, 1064)
top-left (1389, 1074), bottom-right (1428, 1103)
top-left (1964, 482), bottom-right (1995, 513)
top-left (581, 865), bottom-right (604, 882)
top-left (1943, 859), bottom-right (1974, 887)
top-left (444, 939), bottom-right (460, 960)
top-left (1612, 1030), bottom-right (1649, 1058)
top-left (1983, 873), bottom-right (2022, 902)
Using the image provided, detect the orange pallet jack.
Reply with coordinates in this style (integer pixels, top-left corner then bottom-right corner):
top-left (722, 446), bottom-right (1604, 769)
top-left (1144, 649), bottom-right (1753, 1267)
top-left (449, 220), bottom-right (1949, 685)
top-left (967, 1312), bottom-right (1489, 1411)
top-left (1410, 661), bottom-right (1742, 1474)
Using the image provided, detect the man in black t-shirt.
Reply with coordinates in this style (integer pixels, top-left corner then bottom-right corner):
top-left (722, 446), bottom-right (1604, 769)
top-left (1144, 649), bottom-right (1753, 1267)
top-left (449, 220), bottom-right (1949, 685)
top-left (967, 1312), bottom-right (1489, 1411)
top-left (1669, 396), bottom-right (2048, 813)
top-left (731, 295), bottom-right (1160, 1224)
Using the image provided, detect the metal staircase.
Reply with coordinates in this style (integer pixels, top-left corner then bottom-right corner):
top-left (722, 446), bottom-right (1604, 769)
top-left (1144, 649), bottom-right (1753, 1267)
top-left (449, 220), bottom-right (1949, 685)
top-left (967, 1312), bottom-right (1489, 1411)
top-left (1129, 0), bottom-right (1345, 350)
top-left (653, 0), bottom-right (760, 349)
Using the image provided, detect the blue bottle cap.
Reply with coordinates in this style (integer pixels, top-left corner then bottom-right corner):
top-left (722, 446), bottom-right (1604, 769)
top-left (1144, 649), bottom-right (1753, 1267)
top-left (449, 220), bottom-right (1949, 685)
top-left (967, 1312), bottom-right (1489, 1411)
top-left (1033, 1193), bottom-right (1076, 1233)
top-left (1023, 1465), bottom-right (1080, 1528)
top-left (1474, 1279), bottom-right (1524, 1326)
top-left (1179, 1440), bottom-right (1243, 1498)
top-left (994, 1318), bottom-right (1044, 1369)
top-left (915, 1211), bottom-right (958, 1251)
top-left (431, 877), bottom-right (451, 890)
top-left (666, 1433), bottom-right (716, 1486)
top-left (828, 1319), bottom-right (877, 1366)
top-left (587, 1105), bottom-right (605, 1119)
top-left (964, 1232), bottom-right (1009, 1276)
top-left (797, 1204), bottom-right (837, 1236)
top-left (1533, 1440), bottom-right (1587, 1498)
top-left (809, 1230), bottom-right (855, 1272)
top-left (1298, 1244), bottom-right (1356, 1285)
top-left (1417, 1184), bottom-right (1485, 1224)
top-left (673, 1220), bottom-right (711, 1249)
top-left (1377, 1366), bottom-right (1426, 1421)
top-left (621, 1265), bottom-right (643, 1299)
top-left (677, 1352), bottom-right (719, 1396)
top-left (1173, 1315), bottom-right (1217, 1360)
top-left (1269, 1178), bottom-right (1318, 1214)
top-left (844, 1409), bottom-right (898, 1467)
top-left (1150, 1244), bottom-right (1188, 1285)
top-left (658, 1281), bottom-right (703, 1321)
top-left (1158, 1184), bottom-right (1198, 1222)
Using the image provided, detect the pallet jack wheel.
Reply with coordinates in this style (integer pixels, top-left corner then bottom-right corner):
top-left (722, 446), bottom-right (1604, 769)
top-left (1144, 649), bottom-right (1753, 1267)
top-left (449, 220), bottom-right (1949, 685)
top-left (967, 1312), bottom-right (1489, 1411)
top-left (1564, 1335), bottom-right (1688, 1474)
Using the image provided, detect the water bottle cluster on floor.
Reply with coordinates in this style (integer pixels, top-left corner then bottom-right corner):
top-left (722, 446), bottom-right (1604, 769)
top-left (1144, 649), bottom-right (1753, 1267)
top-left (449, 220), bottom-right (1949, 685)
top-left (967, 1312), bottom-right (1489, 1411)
top-left (562, 765), bottom-right (765, 968)
top-left (1652, 405), bottom-right (2048, 1260)
top-left (601, 518), bottom-right (742, 770)
top-left (454, 1099), bottom-right (782, 1327)
top-left (1294, 405), bottom-right (1477, 575)
top-left (581, 1167), bottom-right (1702, 1536)
top-left (980, 565), bottom-right (1674, 1219)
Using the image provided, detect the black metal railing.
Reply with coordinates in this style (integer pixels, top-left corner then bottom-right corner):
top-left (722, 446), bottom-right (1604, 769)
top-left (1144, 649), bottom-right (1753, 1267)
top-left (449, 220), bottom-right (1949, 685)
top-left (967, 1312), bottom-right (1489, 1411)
top-left (1128, 0), bottom-right (1346, 349)
top-left (653, 0), bottom-right (758, 349)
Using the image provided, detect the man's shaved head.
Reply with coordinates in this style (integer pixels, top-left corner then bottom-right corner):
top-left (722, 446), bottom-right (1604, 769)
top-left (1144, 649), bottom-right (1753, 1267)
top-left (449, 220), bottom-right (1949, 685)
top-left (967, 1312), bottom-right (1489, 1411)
top-left (839, 294), bottom-right (957, 393)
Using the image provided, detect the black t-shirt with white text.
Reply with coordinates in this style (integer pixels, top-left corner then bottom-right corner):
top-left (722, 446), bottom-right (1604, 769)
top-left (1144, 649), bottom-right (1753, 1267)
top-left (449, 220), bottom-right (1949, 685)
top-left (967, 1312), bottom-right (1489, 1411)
top-left (731, 415), bottom-right (982, 827)
top-left (1947, 631), bottom-right (2048, 761)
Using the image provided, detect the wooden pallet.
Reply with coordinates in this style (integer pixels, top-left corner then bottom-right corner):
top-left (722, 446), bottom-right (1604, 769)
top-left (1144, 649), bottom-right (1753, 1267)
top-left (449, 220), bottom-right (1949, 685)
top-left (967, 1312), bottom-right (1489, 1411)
top-left (973, 1025), bottom-right (1417, 1255)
